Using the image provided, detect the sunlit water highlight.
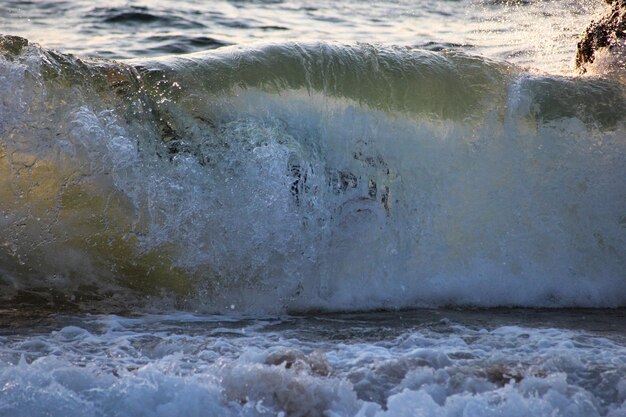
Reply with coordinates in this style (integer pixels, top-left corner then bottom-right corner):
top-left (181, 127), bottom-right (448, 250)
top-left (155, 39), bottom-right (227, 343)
top-left (0, 0), bottom-right (605, 73)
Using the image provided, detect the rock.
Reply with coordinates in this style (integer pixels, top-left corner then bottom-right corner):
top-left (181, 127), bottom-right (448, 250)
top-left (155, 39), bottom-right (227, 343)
top-left (0, 35), bottom-right (29, 58)
top-left (264, 349), bottom-right (331, 376)
top-left (576, 0), bottom-right (626, 72)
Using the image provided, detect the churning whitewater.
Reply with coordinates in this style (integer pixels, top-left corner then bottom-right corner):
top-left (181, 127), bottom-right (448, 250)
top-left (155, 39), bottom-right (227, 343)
top-left (1, 35), bottom-right (625, 313)
top-left (1, 0), bottom-right (626, 416)
top-left (1, 311), bottom-right (626, 417)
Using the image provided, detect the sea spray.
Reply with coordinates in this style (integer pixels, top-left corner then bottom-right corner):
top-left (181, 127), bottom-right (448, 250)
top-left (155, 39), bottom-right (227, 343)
top-left (1, 37), bottom-right (625, 312)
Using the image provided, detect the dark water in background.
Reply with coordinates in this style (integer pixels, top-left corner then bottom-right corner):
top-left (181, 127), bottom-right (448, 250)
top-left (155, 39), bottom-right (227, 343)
top-left (1, 0), bottom-right (626, 416)
top-left (0, 0), bottom-right (603, 71)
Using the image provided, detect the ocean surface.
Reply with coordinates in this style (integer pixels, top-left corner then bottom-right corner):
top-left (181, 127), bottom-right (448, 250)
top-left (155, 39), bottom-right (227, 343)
top-left (1, 0), bottom-right (626, 416)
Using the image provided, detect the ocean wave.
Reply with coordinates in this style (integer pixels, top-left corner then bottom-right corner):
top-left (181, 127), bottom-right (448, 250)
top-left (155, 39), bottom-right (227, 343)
top-left (1, 36), bottom-right (625, 313)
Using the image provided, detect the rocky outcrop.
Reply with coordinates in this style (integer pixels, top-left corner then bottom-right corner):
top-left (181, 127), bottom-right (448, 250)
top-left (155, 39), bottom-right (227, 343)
top-left (0, 35), bottom-right (29, 58)
top-left (576, 0), bottom-right (626, 72)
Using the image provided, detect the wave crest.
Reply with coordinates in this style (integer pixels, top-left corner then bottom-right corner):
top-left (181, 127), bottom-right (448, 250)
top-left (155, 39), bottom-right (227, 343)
top-left (1, 37), bottom-right (625, 312)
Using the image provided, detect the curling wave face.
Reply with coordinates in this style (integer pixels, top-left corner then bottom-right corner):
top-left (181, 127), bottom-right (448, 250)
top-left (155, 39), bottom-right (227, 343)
top-left (1, 36), bottom-right (625, 312)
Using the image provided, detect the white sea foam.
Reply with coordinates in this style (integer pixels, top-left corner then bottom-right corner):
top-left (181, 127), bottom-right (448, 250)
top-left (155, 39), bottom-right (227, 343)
top-left (0, 314), bottom-right (625, 417)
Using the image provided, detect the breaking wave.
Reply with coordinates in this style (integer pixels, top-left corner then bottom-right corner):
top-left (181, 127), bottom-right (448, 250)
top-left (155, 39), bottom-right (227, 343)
top-left (1, 35), bottom-right (625, 313)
